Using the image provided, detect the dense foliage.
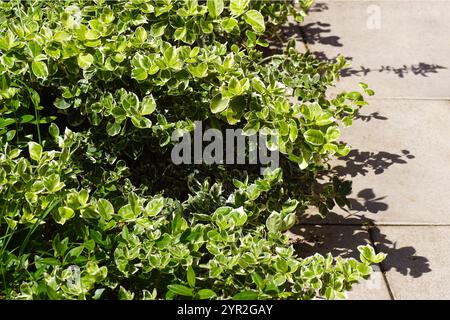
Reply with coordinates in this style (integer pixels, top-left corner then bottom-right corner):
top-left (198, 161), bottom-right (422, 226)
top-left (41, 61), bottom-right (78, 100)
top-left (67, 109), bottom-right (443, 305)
top-left (0, 0), bottom-right (384, 300)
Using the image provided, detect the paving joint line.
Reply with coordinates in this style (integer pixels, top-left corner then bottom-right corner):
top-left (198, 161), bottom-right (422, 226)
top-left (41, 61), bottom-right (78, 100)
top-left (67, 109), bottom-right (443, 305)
top-left (297, 223), bottom-right (399, 299)
top-left (367, 227), bottom-right (395, 300)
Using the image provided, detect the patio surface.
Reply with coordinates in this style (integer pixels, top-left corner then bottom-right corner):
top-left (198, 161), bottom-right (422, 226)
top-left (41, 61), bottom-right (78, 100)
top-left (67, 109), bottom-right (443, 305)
top-left (292, 0), bottom-right (450, 299)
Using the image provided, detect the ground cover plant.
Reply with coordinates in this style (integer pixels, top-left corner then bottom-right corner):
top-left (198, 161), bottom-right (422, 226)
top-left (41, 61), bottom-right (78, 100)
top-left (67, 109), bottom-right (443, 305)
top-left (0, 0), bottom-right (384, 300)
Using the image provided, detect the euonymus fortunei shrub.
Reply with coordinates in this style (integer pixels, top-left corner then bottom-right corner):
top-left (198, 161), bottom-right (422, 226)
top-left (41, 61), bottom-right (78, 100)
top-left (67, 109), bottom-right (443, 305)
top-left (0, 0), bottom-right (384, 300)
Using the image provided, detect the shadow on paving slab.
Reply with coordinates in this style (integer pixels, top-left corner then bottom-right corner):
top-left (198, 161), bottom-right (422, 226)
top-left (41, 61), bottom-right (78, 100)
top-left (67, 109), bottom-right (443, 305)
top-left (293, 148), bottom-right (431, 278)
top-left (333, 149), bottom-right (415, 178)
top-left (263, 22), bottom-right (304, 56)
top-left (301, 2), bottom-right (447, 78)
top-left (311, 50), bottom-right (447, 80)
top-left (302, 21), bottom-right (343, 47)
top-left (340, 62), bottom-right (447, 78)
top-left (291, 223), bottom-right (370, 259)
top-left (308, 2), bottom-right (329, 13)
top-left (349, 188), bottom-right (388, 214)
top-left (264, 1), bottom-right (332, 55)
top-left (354, 111), bottom-right (388, 122)
top-left (286, 1), bottom-right (433, 279)
top-left (264, 3), bottom-right (447, 79)
top-left (371, 227), bottom-right (432, 278)
top-left (292, 213), bottom-right (431, 278)
top-left (306, 149), bottom-right (415, 219)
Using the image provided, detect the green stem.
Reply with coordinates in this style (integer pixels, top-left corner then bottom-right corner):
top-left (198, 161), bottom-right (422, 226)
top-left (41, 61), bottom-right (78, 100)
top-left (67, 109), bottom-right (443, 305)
top-left (33, 99), bottom-right (42, 145)
top-left (259, 54), bottom-right (285, 64)
top-left (0, 199), bottom-right (19, 294)
top-left (14, 79), bottom-right (42, 145)
top-left (18, 198), bottom-right (62, 257)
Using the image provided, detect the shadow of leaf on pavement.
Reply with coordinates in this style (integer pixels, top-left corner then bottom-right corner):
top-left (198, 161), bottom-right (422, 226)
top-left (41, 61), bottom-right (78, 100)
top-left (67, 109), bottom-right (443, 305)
top-left (291, 223), bottom-right (371, 259)
top-left (308, 2), bottom-right (329, 13)
top-left (294, 148), bottom-right (431, 278)
top-left (333, 149), bottom-right (415, 177)
top-left (341, 62), bottom-right (447, 78)
top-left (371, 227), bottom-right (432, 278)
top-left (302, 22), bottom-right (343, 47)
top-left (355, 111), bottom-right (388, 122)
top-left (292, 212), bottom-right (431, 278)
top-left (349, 188), bottom-right (388, 214)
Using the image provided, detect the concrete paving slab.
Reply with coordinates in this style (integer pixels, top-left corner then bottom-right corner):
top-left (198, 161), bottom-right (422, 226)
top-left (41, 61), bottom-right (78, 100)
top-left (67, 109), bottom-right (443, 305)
top-left (293, 225), bottom-right (372, 258)
top-left (292, 225), bottom-right (392, 299)
top-left (301, 99), bottom-right (450, 225)
top-left (371, 226), bottom-right (450, 299)
top-left (300, 0), bottom-right (450, 98)
top-left (347, 264), bottom-right (391, 300)
top-left (265, 16), bottom-right (307, 56)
